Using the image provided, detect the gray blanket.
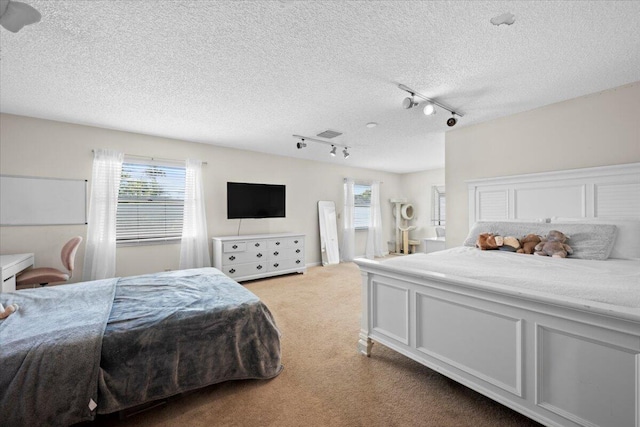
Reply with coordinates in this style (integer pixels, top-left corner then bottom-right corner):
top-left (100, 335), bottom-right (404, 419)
top-left (0, 279), bottom-right (118, 427)
top-left (97, 268), bottom-right (282, 414)
top-left (0, 268), bottom-right (282, 426)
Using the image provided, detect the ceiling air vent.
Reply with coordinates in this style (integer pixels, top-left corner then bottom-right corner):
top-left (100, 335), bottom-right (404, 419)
top-left (316, 130), bottom-right (342, 139)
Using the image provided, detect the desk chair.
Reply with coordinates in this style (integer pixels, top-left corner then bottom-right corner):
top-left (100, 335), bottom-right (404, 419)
top-left (16, 236), bottom-right (83, 287)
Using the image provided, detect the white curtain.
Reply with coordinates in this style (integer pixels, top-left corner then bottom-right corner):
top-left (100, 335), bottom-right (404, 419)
top-left (365, 181), bottom-right (385, 259)
top-left (83, 149), bottom-right (123, 281)
top-left (340, 178), bottom-right (355, 262)
top-left (180, 159), bottom-right (211, 269)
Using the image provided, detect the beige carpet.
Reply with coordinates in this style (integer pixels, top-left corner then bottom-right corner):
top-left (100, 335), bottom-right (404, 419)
top-left (94, 262), bottom-right (542, 427)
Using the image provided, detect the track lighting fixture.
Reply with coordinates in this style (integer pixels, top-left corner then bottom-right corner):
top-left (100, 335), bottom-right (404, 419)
top-left (292, 135), bottom-right (351, 160)
top-left (398, 83), bottom-right (464, 125)
top-left (402, 96), bottom-right (419, 109)
top-left (423, 102), bottom-right (436, 116)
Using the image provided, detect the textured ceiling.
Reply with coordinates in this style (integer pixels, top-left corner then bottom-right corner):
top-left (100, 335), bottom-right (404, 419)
top-left (1, 1), bottom-right (639, 173)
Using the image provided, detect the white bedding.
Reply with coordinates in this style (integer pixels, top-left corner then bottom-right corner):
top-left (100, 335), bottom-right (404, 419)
top-left (381, 247), bottom-right (640, 309)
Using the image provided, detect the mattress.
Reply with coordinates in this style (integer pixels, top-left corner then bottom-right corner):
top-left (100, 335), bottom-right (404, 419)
top-left (381, 247), bottom-right (640, 309)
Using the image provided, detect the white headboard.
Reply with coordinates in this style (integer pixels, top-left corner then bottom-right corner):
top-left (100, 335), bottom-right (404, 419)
top-left (466, 163), bottom-right (640, 227)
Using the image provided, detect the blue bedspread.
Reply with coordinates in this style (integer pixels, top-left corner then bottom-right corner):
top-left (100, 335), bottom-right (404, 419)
top-left (97, 268), bottom-right (282, 414)
top-left (0, 278), bottom-right (118, 426)
top-left (0, 268), bottom-right (282, 426)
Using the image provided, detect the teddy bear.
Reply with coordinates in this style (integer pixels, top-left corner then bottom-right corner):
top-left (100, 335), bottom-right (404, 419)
top-left (0, 302), bottom-right (19, 320)
top-left (476, 233), bottom-right (502, 250)
top-left (517, 234), bottom-right (542, 255)
top-left (534, 230), bottom-right (573, 258)
top-left (498, 236), bottom-right (521, 252)
top-left (476, 233), bottom-right (521, 251)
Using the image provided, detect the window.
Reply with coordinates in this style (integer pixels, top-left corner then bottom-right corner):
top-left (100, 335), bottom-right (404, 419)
top-left (116, 161), bottom-right (186, 244)
top-left (432, 185), bottom-right (446, 226)
top-left (354, 184), bottom-right (371, 229)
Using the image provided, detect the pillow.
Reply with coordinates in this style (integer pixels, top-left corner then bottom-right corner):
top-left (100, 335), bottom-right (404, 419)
top-left (496, 218), bottom-right (550, 223)
top-left (551, 217), bottom-right (640, 260)
top-left (463, 221), bottom-right (617, 260)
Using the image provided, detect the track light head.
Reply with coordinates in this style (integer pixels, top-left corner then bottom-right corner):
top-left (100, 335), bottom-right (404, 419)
top-left (423, 102), bottom-right (436, 116)
top-left (343, 148), bottom-right (350, 159)
top-left (296, 139), bottom-right (307, 149)
top-left (446, 115), bottom-right (458, 127)
top-left (402, 96), bottom-right (419, 109)
top-left (330, 145), bottom-right (337, 157)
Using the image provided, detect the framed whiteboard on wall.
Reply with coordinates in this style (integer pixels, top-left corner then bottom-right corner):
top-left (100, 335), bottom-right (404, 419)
top-left (0, 175), bottom-right (88, 226)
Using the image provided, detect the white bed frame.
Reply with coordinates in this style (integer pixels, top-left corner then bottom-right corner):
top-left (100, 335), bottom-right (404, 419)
top-left (355, 163), bottom-right (640, 427)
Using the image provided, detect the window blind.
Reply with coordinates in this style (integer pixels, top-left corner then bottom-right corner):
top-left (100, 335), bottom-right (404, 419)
top-left (354, 184), bottom-right (371, 229)
top-left (116, 162), bottom-right (186, 243)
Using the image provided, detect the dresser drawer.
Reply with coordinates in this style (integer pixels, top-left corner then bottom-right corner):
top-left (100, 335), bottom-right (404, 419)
top-left (245, 240), bottom-right (266, 252)
top-left (268, 237), bottom-right (303, 250)
top-left (269, 247), bottom-right (303, 259)
top-left (223, 242), bottom-right (247, 253)
top-left (268, 257), bottom-right (304, 272)
top-left (222, 262), bottom-right (266, 278)
top-left (221, 250), bottom-right (266, 265)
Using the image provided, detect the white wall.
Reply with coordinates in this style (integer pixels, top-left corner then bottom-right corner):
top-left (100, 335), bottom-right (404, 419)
top-left (445, 82), bottom-right (640, 247)
top-left (398, 168), bottom-right (445, 251)
top-left (0, 114), bottom-right (403, 279)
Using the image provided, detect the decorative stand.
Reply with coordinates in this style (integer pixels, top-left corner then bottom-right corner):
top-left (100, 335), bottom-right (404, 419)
top-left (390, 199), bottom-right (418, 254)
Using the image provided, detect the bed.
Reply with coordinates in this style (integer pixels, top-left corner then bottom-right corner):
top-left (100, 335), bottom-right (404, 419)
top-left (0, 267), bottom-right (282, 426)
top-left (355, 163), bottom-right (640, 427)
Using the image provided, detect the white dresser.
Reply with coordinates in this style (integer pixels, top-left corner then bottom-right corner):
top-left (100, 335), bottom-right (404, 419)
top-left (212, 233), bottom-right (306, 282)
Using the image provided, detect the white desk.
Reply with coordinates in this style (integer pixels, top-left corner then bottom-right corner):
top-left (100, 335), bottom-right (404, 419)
top-left (1, 253), bottom-right (34, 293)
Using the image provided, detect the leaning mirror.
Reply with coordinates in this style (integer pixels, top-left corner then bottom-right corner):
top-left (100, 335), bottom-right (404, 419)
top-left (318, 201), bottom-right (340, 265)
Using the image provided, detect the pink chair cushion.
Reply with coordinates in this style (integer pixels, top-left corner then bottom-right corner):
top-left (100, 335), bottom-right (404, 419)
top-left (17, 268), bottom-right (70, 286)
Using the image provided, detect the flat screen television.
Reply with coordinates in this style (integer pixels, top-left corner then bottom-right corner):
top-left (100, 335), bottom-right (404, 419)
top-left (227, 182), bottom-right (286, 219)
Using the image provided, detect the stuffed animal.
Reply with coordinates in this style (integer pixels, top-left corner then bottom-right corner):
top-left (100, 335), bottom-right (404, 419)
top-left (499, 236), bottom-right (521, 252)
top-left (0, 302), bottom-right (19, 320)
top-left (476, 233), bottom-right (521, 252)
top-left (476, 233), bottom-right (503, 250)
top-left (534, 230), bottom-right (573, 258)
top-left (517, 234), bottom-right (542, 255)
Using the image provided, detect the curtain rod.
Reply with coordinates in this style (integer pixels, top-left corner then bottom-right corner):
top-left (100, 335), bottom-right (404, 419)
top-left (344, 178), bottom-right (384, 184)
top-left (91, 150), bottom-right (207, 165)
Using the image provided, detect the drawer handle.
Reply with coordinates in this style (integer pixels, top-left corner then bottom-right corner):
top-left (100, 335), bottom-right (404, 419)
top-left (296, 249), bottom-right (301, 253)
top-left (294, 240), bottom-right (298, 244)
top-left (255, 243), bottom-right (260, 247)
top-left (273, 263), bottom-right (279, 268)
top-left (229, 255), bottom-right (236, 261)
top-left (275, 241), bottom-right (281, 246)
top-left (256, 265), bottom-right (263, 270)
top-left (295, 260), bottom-right (301, 264)
top-left (257, 253), bottom-right (263, 258)
top-left (232, 244), bottom-right (238, 249)
top-left (273, 251), bottom-right (279, 256)
top-left (229, 268), bottom-right (236, 274)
